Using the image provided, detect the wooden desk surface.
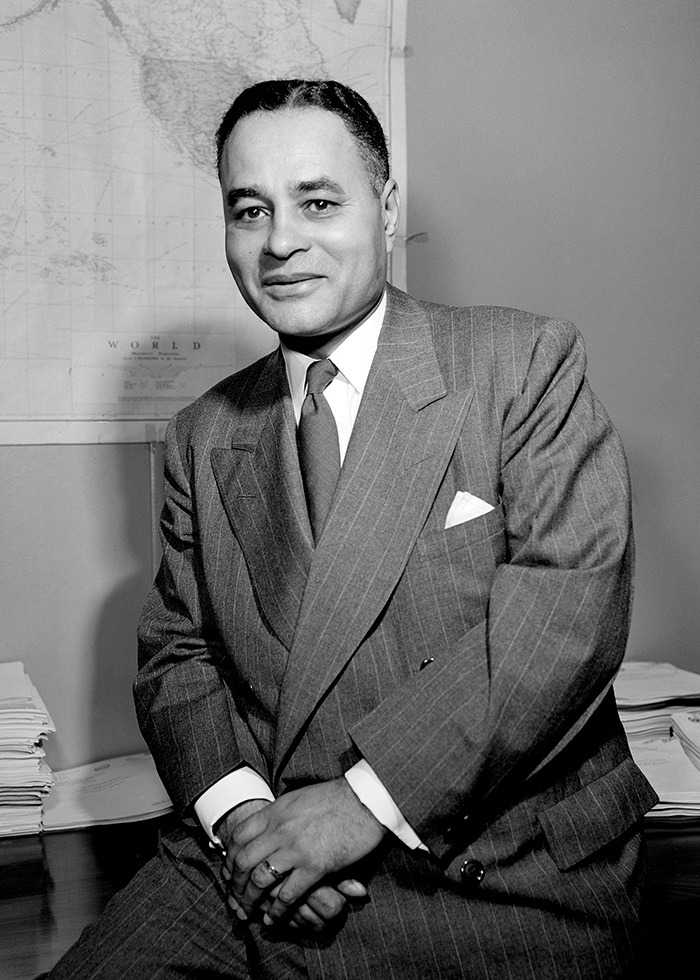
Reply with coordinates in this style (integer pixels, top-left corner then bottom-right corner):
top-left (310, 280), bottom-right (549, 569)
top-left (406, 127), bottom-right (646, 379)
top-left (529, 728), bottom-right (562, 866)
top-left (639, 823), bottom-right (700, 975)
top-left (0, 819), bottom-right (698, 979)
top-left (0, 819), bottom-right (166, 980)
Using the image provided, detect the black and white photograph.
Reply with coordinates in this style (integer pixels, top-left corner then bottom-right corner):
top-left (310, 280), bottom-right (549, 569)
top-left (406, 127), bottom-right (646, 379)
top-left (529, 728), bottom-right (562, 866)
top-left (1, 2), bottom-right (698, 977)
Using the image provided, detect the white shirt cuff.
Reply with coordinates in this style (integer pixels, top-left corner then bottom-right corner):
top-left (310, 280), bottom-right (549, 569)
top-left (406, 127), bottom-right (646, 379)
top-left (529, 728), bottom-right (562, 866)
top-left (345, 759), bottom-right (428, 851)
top-left (194, 767), bottom-right (274, 845)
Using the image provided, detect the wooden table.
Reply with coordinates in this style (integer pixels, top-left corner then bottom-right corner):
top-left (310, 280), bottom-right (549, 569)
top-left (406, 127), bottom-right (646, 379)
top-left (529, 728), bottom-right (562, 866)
top-left (0, 818), bottom-right (167, 980)
top-left (0, 819), bottom-right (697, 979)
top-left (639, 822), bottom-right (700, 975)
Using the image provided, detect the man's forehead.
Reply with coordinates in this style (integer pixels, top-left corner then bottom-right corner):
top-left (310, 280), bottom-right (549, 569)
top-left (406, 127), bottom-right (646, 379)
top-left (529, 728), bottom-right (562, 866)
top-left (228, 105), bottom-right (348, 140)
top-left (221, 107), bottom-right (363, 176)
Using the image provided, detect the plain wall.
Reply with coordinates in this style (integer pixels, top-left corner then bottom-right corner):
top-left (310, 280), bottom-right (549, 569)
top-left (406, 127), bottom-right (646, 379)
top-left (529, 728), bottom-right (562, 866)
top-left (1, 0), bottom-right (698, 768)
top-left (1, 444), bottom-right (151, 769)
top-left (406, 0), bottom-right (700, 671)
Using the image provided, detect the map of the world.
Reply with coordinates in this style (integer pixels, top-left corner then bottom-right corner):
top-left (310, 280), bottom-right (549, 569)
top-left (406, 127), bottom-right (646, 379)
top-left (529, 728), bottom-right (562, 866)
top-left (0, 0), bottom-right (407, 440)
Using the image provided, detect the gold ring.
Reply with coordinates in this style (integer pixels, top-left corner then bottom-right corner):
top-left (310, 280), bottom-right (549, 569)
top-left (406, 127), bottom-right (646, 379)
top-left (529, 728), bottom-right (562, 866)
top-left (261, 858), bottom-right (285, 881)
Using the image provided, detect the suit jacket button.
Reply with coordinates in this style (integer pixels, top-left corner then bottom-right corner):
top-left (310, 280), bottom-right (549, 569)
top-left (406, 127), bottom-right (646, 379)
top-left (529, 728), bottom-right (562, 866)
top-left (460, 858), bottom-right (485, 887)
top-left (419, 657), bottom-right (435, 670)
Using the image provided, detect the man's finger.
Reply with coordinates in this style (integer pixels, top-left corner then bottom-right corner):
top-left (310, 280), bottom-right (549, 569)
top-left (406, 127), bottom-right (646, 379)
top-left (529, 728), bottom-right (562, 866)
top-left (304, 884), bottom-right (345, 921)
top-left (260, 882), bottom-right (350, 932)
top-left (336, 878), bottom-right (368, 899)
top-left (222, 809), bottom-right (270, 879)
top-left (217, 799), bottom-right (270, 879)
top-left (285, 903), bottom-right (326, 932)
top-left (229, 807), bottom-right (269, 848)
top-left (262, 867), bottom-right (321, 925)
top-left (233, 848), bottom-right (293, 913)
top-left (229, 837), bottom-right (276, 894)
top-left (227, 891), bottom-right (249, 922)
top-left (250, 857), bottom-right (289, 890)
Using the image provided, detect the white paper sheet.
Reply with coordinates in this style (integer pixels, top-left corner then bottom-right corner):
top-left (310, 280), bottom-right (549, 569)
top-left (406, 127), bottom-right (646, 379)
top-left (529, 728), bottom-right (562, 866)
top-left (43, 753), bottom-right (173, 832)
top-left (630, 737), bottom-right (700, 804)
top-left (615, 661), bottom-right (700, 707)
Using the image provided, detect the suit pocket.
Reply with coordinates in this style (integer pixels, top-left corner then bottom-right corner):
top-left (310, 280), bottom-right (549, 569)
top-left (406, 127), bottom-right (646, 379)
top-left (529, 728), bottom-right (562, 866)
top-left (538, 756), bottom-right (658, 870)
top-left (400, 505), bottom-right (506, 647)
top-left (417, 506), bottom-right (506, 559)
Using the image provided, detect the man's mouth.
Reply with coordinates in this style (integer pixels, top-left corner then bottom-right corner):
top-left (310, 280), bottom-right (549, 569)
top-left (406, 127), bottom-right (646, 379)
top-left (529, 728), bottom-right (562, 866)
top-left (262, 273), bottom-right (321, 286)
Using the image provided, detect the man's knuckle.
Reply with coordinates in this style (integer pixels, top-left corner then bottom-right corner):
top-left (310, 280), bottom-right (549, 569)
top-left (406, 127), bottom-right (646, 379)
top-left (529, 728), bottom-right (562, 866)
top-left (277, 888), bottom-right (296, 906)
top-left (301, 911), bottom-right (323, 930)
top-left (328, 895), bottom-right (344, 916)
top-left (233, 853), bottom-right (250, 874)
top-left (310, 892), bottom-right (338, 917)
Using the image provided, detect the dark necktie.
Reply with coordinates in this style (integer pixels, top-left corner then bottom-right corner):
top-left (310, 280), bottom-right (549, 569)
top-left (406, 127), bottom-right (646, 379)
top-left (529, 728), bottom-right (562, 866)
top-left (297, 358), bottom-right (340, 543)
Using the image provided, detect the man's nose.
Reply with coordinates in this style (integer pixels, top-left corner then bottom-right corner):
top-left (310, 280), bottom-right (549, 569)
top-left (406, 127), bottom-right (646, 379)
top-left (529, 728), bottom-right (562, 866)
top-left (263, 210), bottom-right (309, 259)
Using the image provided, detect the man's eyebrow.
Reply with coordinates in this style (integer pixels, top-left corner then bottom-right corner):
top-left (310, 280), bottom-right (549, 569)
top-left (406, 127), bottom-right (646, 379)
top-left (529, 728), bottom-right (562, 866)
top-left (294, 177), bottom-right (345, 195)
top-left (225, 178), bottom-right (346, 207)
top-left (226, 186), bottom-right (264, 206)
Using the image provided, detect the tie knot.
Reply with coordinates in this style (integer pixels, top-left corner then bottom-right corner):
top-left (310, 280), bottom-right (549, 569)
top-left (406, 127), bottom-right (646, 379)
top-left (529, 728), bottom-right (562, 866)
top-left (305, 358), bottom-right (337, 396)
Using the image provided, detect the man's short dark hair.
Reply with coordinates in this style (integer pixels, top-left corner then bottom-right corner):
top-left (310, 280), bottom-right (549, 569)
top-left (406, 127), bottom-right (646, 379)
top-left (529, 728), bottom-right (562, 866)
top-left (215, 79), bottom-right (390, 195)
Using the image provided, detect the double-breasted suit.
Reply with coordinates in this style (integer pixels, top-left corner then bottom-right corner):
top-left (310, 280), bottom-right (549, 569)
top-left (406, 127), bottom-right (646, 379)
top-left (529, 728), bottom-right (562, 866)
top-left (131, 285), bottom-right (656, 978)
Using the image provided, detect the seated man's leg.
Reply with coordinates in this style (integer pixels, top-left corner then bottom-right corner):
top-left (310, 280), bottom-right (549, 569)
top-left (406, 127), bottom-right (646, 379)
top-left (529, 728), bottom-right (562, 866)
top-left (47, 824), bottom-right (308, 979)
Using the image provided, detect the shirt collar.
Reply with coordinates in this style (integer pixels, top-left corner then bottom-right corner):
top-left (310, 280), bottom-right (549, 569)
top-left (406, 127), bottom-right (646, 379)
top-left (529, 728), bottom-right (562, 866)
top-left (281, 290), bottom-right (386, 403)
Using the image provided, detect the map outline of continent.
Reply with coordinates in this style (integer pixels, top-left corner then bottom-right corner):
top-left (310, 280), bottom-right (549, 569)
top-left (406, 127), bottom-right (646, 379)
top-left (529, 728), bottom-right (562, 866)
top-left (0, 0), bottom-right (407, 441)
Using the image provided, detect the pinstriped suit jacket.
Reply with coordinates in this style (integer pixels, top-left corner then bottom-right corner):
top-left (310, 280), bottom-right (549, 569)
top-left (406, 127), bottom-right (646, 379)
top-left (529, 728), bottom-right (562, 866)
top-left (136, 285), bottom-right (657, 978)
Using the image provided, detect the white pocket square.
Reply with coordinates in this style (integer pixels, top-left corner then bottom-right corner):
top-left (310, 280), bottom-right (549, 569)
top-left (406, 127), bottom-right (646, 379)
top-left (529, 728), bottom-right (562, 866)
top-left (444, 491), bottom-right (494, 529)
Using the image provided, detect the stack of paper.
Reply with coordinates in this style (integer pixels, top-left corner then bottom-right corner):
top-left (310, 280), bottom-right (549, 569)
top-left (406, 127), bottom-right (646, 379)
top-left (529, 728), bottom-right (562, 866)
top-left (630, 736), bottom-right (700, 820)
top-left (614, 661), bottom-right (700, 742)
top-left (43, 753), bottom-right (173, 831)
top-left (0, 661), bottom-right (55, 836)
top-left (671, 710), bottom-right (700, 772)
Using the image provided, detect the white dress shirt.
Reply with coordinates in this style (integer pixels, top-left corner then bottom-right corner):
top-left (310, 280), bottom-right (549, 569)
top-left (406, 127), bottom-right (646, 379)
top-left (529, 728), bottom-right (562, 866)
top-left (195, 291), bottom-right (425, 851)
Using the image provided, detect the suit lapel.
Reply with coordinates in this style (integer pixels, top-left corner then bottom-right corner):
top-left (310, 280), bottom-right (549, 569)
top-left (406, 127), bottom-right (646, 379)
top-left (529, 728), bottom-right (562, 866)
top-left (211, 350), bottom-right (313, 651)
top-left (273, 288), bottom-right (474, 779)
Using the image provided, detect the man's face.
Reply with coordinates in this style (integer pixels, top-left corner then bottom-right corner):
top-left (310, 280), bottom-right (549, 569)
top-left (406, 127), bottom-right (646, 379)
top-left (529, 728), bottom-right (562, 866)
top-left (219, 107), bottom-right (399, 345)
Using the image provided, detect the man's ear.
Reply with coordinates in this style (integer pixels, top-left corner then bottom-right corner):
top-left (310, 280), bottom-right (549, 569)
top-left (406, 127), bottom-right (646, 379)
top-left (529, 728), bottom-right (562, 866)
top-left (381, 178), bottom-right (400, 253)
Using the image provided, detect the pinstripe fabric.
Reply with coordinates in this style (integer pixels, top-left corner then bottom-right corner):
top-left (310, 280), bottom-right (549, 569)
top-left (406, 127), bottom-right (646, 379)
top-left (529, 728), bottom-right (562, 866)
top-left (48, 823), bottom-right (309, 979)
top-left (86, 284), bottom-right (658, 978)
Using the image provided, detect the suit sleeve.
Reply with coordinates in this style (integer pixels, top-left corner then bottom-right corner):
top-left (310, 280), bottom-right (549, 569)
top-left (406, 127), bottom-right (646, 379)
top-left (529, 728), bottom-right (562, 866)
top-left (134, 416), bottom-right (248, 813)
top-left (349, 320), bottom-right (634, 855)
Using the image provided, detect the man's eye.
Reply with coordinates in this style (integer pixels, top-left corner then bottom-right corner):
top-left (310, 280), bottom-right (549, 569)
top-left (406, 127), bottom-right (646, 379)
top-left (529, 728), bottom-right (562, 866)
top-left (306, 199), bottom-right (335, 214)
top-left (234, 206), bottom-right (265, 222)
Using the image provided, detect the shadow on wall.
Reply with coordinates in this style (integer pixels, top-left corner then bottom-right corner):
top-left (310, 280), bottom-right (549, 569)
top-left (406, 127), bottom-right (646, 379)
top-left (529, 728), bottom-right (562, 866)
top-left (84, 443), bottom-right (153, 774)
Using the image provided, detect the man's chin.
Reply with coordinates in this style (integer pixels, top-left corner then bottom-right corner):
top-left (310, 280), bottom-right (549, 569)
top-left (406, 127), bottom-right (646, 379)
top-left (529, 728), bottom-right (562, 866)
top-left (275, 316), bottom-right (360, 356)
top-left (261, 304), bottom-right (339, 345)
top-left (251, 294), bottom-right (316, 327)
top-left (276, 326), bottom-right (342, 354)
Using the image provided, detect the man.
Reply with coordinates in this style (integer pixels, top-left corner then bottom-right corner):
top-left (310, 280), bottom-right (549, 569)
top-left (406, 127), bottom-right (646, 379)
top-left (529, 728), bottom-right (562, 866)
top-left (51, 79), bottom-right (657, 979)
